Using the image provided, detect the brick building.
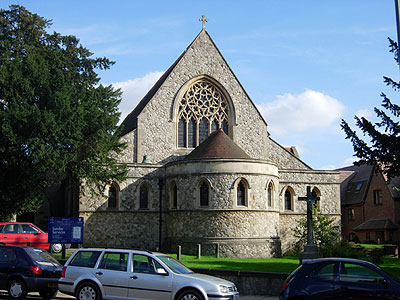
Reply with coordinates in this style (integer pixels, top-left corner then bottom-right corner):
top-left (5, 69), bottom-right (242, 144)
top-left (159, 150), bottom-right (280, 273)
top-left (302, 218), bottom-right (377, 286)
top-left (339, 164), bottom-right (400, 244)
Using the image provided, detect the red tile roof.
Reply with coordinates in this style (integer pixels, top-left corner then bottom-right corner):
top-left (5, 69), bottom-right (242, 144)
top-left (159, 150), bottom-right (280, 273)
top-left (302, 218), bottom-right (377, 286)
top-left (185, 128), bottom-right (250, 160)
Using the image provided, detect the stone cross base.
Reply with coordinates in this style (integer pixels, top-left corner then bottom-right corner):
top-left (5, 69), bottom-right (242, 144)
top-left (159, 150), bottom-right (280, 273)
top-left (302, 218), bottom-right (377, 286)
top-left (299, 245), bottom-right (323, 264)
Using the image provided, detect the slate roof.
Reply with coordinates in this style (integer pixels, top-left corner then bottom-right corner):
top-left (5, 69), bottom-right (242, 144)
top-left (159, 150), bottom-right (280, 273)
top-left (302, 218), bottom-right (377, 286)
top-left (184, 128), bottom-right (251, 160)
top-left (337, 164), bottom-right (374, 206)
top-left (353, 218), bottom-right (399, 231)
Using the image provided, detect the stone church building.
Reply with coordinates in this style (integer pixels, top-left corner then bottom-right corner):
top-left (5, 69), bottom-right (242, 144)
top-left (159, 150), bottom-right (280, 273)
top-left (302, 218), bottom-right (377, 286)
top-left (79, 27), bottom-right (341, 258)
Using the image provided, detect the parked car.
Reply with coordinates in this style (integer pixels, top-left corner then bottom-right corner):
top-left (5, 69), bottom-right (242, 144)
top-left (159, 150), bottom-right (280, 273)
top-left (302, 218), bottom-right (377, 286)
top-left (59, 248), bottom-right (239, 300)
top-left (0, 222), bottom-right (64, 253)
top-left (280, 257), bottom-right (400, 300)
top-left (0, 245), bottom-right (62, 299)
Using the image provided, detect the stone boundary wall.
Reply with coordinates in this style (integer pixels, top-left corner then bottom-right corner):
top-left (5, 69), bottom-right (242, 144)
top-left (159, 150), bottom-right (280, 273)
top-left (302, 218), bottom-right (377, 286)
top-left (192, 268), bottom-right (288, 296)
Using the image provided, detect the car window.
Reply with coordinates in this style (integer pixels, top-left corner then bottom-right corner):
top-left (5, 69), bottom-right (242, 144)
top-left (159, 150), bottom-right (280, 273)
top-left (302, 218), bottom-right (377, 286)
top-left (26, 248), bottom-right (60, 265)
top-left (340, 263), bottom-right (385, 284)
top-left (0, 248), bottom-right (17, 263)
top-left (309, 263), bottom-right (336, 281)
top-left (21, 224), bottom-right (40, 234)
top-left (98, 252), bottom-right (128, 271)
top-left (0, 225), bottom-right (3, 232)
top-left (4, 224), bottom-right (20, 234)
top-left (156, 255), bottom-right (193, 274)
top-left (70, 251), bottom-right (101, 268)
top-left (132, 254), bottom-right (164, 274)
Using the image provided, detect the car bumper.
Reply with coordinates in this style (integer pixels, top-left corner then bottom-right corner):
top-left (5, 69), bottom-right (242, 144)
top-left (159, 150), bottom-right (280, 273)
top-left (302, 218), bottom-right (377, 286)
top-left (58, 280), bottom-right (75, 295)
top-left (24, 277), bottom-right (59, 291)
top-left (208, 293), bottom-right (239, 300)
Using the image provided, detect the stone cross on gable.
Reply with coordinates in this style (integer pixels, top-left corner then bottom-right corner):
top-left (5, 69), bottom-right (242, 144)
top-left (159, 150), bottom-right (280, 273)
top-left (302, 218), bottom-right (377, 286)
top-left (298, 186), bottom-right (320, 246)
top-left (199, 15), bottom-right (208, 29)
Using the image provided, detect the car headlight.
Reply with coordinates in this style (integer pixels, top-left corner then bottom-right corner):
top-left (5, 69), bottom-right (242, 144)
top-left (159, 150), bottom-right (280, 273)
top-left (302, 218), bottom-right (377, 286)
top-left (219, 285), bottom-right (231, 293)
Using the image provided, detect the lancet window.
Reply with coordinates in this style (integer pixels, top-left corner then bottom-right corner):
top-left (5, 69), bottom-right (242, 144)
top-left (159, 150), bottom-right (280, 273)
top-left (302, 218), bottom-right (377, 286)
top-left (177, 79), bottom-right (229, 148)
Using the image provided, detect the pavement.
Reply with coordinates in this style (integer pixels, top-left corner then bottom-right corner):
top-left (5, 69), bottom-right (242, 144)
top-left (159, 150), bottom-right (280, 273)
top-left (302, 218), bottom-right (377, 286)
top-left (0, 291), bottom-right (279, 300)
top-left (241, 296), bottom-right (278, 300)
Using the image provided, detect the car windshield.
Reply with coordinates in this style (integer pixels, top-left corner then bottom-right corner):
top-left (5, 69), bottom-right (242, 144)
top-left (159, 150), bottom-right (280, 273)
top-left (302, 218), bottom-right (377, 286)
top-left (156, 255), bottom-right (193, 274)
top-left (26, 248), bottom-right (60, 265)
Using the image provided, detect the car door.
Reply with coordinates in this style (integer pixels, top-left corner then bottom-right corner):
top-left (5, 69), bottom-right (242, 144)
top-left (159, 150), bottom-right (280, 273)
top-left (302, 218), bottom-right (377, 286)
top-left (338, 262), bottom-right (397, 300)
top-left (128, 254), bottom-right (173, 300)
top-left (1, 224), bottom-right (22, 246)
top-left (0, 247), bottom-right (18, 289)
top-left (20, 224), bottom-right (47, 248)
top-left (303, 262), bottom-right (342, 300)
top-left (94, 251), bottom-right (130, 299)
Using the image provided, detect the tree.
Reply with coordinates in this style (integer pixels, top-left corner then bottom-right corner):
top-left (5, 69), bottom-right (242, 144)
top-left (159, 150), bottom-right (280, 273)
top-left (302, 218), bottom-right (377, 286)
top-left (341, 38), bottom-right (400, 182)
top-left (0, 5), bottom-right (127, 220)
top-left (293, 207), bottom-right (341, 255)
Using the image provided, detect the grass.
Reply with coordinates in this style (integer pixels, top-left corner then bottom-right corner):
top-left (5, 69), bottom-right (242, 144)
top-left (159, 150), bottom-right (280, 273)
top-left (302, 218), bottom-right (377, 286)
top-left (168, 254), bottom-right (300, 273)
top-left (51, 250), bottom-right (400, 280)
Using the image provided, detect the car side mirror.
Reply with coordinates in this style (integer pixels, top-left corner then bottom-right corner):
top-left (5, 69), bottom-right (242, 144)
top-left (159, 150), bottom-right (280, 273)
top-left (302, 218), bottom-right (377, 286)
top-left (156, 268), bottom-right (168, 275)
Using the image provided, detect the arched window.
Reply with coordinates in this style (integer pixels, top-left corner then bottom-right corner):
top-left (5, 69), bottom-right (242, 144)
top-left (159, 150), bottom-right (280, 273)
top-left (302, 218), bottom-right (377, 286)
top-left (108, 183), bottom-right (119, 209)
top-left (237, 180), bottom-right (246, 206)
top-left (312, 187), bottom-right (321, 210)
top-left (177, 79), bottom-right (230, 148)
top-left (139, 185), bottom-right (149, 209)
top-left (171, 182), bottom-right (178, 209)
top-left (199, 181), bottom-right (209, 207)
top-left (284, 188), bottom-right (293, 211)
top-left (267, 182), bottom-right (274, 208)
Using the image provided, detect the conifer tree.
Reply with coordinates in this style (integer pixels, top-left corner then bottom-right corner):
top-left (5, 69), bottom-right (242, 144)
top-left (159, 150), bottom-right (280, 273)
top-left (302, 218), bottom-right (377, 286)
top-left (341, 38), bottom-right (400, 182)
top-left (0, 5), bottom-right (126, 220)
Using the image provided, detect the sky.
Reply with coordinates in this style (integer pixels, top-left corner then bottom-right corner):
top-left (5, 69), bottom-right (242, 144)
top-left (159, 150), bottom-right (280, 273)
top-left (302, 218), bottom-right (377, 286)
top-left (2, 0), bottom-right (399, 170)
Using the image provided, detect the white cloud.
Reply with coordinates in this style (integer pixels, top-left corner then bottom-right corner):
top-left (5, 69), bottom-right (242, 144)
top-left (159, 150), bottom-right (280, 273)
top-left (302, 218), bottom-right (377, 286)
top-left (355, 109), bottom-right (372, 120)
top-left (258, 89), bottom-right (346, 137)
top-left (111, 72), bottom-right (164, 123)
top-left (321, 157), bottom-right (357, 170)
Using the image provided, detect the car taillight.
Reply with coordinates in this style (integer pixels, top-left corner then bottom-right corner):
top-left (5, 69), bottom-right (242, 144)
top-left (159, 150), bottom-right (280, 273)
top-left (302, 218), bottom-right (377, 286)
top-left (281, 282), bottom-right (289, 292)
top-left (61, 266), bottom-right (66, 278)
top-left (30, 265), bottom-right (42, 275)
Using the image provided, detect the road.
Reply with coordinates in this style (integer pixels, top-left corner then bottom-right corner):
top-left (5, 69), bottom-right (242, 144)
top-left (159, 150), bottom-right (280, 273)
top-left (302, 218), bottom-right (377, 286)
top-left (0, 291), bottom-right (279, 300)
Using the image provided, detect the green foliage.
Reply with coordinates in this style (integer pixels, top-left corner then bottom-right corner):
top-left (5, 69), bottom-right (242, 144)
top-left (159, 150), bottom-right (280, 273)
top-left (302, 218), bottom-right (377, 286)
top-left (293, 207), bottom-right (341, 256)
top-left (0, 5), bottom-right (126, 220)
top-left (341, 38), bottom-right (400, 182)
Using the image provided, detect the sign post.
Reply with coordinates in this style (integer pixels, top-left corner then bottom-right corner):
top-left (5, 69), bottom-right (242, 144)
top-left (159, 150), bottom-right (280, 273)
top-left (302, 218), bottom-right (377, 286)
top-left (48, 217), bottom-right (84, 258)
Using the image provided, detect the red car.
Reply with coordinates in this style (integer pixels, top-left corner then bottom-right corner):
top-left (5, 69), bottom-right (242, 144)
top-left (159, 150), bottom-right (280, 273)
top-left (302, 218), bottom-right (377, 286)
top-left (0, 222), bottom-right (62, 253)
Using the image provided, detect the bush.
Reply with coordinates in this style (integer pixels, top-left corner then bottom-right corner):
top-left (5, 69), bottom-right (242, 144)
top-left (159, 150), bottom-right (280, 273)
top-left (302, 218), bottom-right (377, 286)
top-left (322, 240), bottom-right (363, 258)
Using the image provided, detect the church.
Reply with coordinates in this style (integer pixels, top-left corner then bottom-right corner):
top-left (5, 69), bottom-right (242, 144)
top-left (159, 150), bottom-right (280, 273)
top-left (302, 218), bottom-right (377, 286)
top-left (79, 22), bottom-right (341, 258)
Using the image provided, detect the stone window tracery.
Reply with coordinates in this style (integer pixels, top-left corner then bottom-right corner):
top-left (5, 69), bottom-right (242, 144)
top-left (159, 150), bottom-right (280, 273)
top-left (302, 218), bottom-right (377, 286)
top-left (177, 79), bottom-right (229, 148)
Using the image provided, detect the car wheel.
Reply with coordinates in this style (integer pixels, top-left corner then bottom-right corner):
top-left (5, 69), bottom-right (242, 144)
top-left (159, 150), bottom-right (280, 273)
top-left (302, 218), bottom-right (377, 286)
top-left (51, 243), bottom-right (63, 253)
top-left (39, 289), bottom-right (57, 299)
top-left (77, 282), bottom-right (101, 300)
top-left (7, 278), bottom-right (27, 300)
top-left (177, 289), bottom-right (204, 300)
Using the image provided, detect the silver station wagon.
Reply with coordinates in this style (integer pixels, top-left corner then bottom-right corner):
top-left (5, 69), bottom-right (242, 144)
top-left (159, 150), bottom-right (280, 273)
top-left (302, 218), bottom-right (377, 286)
top-left (58, 248), bottom-right (239, 300)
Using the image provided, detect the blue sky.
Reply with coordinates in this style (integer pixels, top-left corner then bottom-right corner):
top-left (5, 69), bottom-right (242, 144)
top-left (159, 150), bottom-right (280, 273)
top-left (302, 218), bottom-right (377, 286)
top-left (2, 0), bottom-right (398, 170)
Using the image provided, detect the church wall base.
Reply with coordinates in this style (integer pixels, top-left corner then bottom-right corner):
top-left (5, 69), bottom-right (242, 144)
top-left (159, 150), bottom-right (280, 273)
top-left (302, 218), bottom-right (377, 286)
top-left (163, 237), bottom-right (281, 258)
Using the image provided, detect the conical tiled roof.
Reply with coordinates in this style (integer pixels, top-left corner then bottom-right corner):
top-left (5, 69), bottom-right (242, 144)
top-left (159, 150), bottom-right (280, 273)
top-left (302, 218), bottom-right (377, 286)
top-left (185, 129), bottom-right (250, 160)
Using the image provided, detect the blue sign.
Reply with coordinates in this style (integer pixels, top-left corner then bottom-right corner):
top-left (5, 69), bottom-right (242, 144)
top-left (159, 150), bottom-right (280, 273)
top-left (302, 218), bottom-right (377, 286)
top-left (48, 217), bottom-right (84, 244)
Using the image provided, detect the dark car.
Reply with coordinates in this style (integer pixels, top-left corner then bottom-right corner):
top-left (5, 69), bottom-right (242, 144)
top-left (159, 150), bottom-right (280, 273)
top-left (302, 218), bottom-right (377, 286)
top-left (0, 245), bottom-right (62, 300)
top-left (280, 258), bottom-right (400, 300)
